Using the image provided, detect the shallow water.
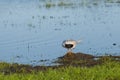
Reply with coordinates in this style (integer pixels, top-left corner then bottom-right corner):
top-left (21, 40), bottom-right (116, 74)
top-left (0, 0), bottom-right (120, 66)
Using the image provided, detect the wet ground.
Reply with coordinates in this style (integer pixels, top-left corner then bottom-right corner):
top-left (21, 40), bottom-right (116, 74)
top-left (56, 52), bottom-right (120, 67)
top-left (1, 52), bottom-right (120, 74)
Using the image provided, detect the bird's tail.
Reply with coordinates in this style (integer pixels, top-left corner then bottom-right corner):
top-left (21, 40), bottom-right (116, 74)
top-left (76, 39), bottom-right (82, 44)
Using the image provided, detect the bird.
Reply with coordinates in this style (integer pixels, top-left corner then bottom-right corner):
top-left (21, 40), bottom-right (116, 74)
top-left (62, 39), bottom-right (81, 52)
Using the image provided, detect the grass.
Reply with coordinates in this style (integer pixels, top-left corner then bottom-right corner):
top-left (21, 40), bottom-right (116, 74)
top-left (0, 61), bottom-right (120, 80)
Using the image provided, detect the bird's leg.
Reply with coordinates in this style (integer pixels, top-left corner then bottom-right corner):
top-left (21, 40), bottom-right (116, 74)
top-left (67, 49), bottom-right (73, 56)
top-left (68, 49), bottom-right (72, 52)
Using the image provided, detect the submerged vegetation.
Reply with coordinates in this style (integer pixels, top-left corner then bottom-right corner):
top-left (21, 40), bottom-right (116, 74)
top-left (44, 1), bottom-right (74, 8)
top-left (45, 2), bottom-right (55, 8)
top-left (42, 0), bottom-right (120, 8)
top-left (57, 1), bottom-right (73, 7)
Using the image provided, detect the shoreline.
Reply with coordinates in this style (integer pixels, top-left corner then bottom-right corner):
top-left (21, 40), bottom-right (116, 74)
top-left (0, 52), bottom-right (120, 74)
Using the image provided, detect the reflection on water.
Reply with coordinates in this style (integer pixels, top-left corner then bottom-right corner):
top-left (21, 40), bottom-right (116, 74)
top-left (0, 0), bottom-right (120, 66)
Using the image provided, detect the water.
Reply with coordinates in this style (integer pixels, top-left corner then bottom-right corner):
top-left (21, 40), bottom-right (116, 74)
top-left (0, 0), bottom-right (120, 66)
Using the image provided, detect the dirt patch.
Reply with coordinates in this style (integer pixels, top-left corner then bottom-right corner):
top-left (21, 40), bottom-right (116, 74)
top-left (58, 52), bottom-right (94, 60)
top-left (56, 52), bottom-right (99, 67)
top-left (56, 52), bottom-right (120, 67)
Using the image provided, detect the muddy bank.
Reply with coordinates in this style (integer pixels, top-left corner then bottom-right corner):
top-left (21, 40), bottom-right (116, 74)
top-left (0, 52), bottom-right (120, 74)
top-left (56, 52), bottom-right (120, 66)
top-left (56, 52), bottom-right (97, 67)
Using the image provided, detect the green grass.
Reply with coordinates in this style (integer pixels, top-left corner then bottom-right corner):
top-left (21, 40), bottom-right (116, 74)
top-left (0, 61), bottom-right (120, 80)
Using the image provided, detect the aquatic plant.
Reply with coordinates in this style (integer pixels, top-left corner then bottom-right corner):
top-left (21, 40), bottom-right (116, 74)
top-left (28, 23), bottom-right (36, 28)
top-left (105, 0), bottom-right (114, 3)
top-left (93, 2), bottom-right (98, 6)
top-left (58, 1), bottom-right (73, 7)
top-left (116, 0), bottom-right (120, 3)
top-left (45, 2), bottom-right (55, 8)
top-left (44, 1), bottom-right (74, 8)
top-left (42, 16), bottom-right (46, 19)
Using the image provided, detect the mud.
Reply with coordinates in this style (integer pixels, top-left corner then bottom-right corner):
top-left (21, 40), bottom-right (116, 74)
top-left (56, 52), bottom-right (99, 67)
top-left (56, 52), bottom-right (120, 67)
